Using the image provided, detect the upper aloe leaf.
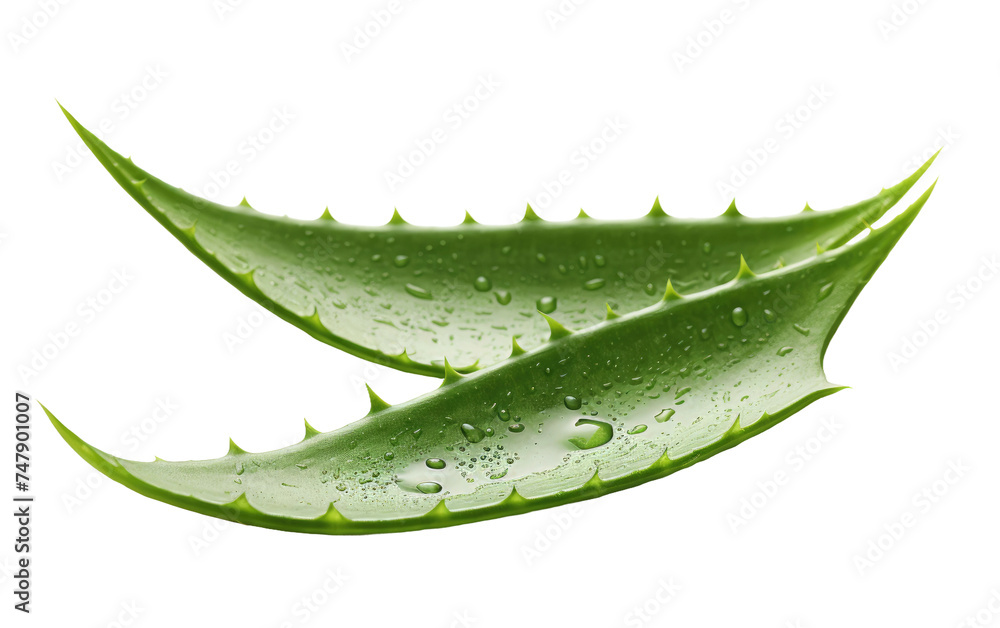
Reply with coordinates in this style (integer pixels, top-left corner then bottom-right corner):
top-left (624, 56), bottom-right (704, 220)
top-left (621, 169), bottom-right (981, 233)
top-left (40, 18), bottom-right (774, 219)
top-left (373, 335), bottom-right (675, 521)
top-left (44, 184), bottom-right (934, 535)
top-left (62, 106), bottom-right (936, 376)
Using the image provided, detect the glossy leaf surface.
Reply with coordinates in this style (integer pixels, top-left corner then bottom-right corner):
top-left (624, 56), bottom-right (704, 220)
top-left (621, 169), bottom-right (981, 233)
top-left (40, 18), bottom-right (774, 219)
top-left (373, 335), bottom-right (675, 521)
top-left (63, 106), bottom-right (935, 376)
top-left (45, 184), bottom-right (934, 534)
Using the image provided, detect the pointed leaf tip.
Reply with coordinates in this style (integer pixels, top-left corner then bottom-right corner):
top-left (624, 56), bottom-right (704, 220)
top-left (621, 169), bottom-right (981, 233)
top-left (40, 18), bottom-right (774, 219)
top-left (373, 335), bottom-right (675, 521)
top-left (736, 255), bottom-right (756, 280)
top-left (648, 196), bottom-right (667, 217)
top-left (539, 312), bottom-right (573, 340)
top-left (724, 416), bottom-right (743, 438)
top-left (576, 208), bottom-right (592, 220)
top-left (441, 358), bottom-right (464, 385)
top-left (662, 279), bottom-right (683, 302)
top-left (239, 196), bottom-right (253, 208)
top-left (462, 210), bottom-right (477, 225)
top-left (723, 199), bottom-right (742, 218)
top-left (318, 207), bottom-right (335, 221)
top-left (604, 303), bottom-right (620, 320)
top-left (365, 384), bottom-right (391, 414)
top-left (523, 204), bottom-right (542, 221)
top-left (389, 208), bottom-right (407, 225)
top-left (303, 419), bottom-right (321, 440)
top-left (227, 438), bottom-right (247, 456)
top-left (510, 336), bottom-right (527, 357)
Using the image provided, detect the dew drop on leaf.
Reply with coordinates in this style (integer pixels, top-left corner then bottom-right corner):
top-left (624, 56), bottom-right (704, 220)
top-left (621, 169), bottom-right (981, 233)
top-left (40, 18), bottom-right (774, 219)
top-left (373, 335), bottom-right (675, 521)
top-left (417, 482), bottom-right (442, 494)
top-left (731, 307), bottom-right (748, 327)
top-left (460, 423), bottom-right (486, 443)
top-left (474, 276), bottom-right (492, 292)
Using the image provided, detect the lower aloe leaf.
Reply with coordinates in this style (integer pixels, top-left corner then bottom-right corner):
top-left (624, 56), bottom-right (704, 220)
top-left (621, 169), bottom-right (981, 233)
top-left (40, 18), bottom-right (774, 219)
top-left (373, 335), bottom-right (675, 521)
top-left (45, 184), bottom-right (934, 535)
top-left (62, 105), bottom-right (936, 376)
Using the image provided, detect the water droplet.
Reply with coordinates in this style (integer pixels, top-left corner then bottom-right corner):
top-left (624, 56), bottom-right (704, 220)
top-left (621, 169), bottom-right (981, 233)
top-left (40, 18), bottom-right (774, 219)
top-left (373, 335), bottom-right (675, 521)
top-left (763, 309), bottom-right (777, 322)
top-left (474, 276), bottom-right (492, 292)
top-left (508, 423), bottom-right (525, 433)
top-left (568, 419), bottom-right (614, 450)
top-left (405, 283), bottom-right (432, 300)
top-left (494, 290), bottom-right (512, 305)
top-left (383, 451), bottom-right (394, 460)
top-left (537, 296), bottom-right (557, 313)
top-left (818, 283), bottom-right (834, 301)
top-left (655, 408), bottom-right (676, 423)
top-left (536, 253), bottom-right (547, 263)
top-left (594, 254), bottom-right (606, 267)
top-left (583, 278), bottom-right (606, 291)
top-left (793, 324), bottom-right (811, 336)
top-left (426, 458), bottom-right (446, 469)
top-left (702, 242), bottom-right (712, 254)
top-left (731, 307), bottom-right (748, 327)
top-left (460, 423), bottom-right (486, 443)
top-left (417, 482), bottom-right (442, 494)
top-left (497, 408), bottom-right (511, 421)
top-left (777, 346), bottom-right (794, 356)
top-left (393, 255), bottom-right (410, 268)
top-left (628, 424), bottom-right (648, 434)
top-left (564, 395), bottom-right (582, 410)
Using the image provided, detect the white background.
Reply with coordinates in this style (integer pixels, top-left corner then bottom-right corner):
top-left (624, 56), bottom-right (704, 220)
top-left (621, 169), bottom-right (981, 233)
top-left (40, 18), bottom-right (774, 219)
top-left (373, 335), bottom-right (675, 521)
top-left (2, 0), bottom-right (999, 626)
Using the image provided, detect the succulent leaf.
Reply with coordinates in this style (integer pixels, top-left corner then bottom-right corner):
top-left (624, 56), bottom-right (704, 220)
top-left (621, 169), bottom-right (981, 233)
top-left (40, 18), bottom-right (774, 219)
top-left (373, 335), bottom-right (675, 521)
top-left (45, 184), bottom-right (934, 534)
top-left (62, 106), bottom-right (936, 377)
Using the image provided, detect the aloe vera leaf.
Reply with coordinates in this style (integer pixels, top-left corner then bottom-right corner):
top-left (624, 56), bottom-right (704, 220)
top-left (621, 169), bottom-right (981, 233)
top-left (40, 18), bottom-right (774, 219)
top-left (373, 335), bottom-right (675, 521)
top-left (44, 183), bottom-right (934, 535)
top-left (62, 106), bottom-right (936, 377)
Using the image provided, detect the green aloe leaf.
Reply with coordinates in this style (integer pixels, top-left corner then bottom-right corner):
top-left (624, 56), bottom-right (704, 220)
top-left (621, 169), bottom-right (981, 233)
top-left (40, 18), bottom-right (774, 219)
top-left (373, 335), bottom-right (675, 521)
top-left (62, 106), bottom-right (936, 376)
top-left (44, 183), bottom-right (934, 535)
